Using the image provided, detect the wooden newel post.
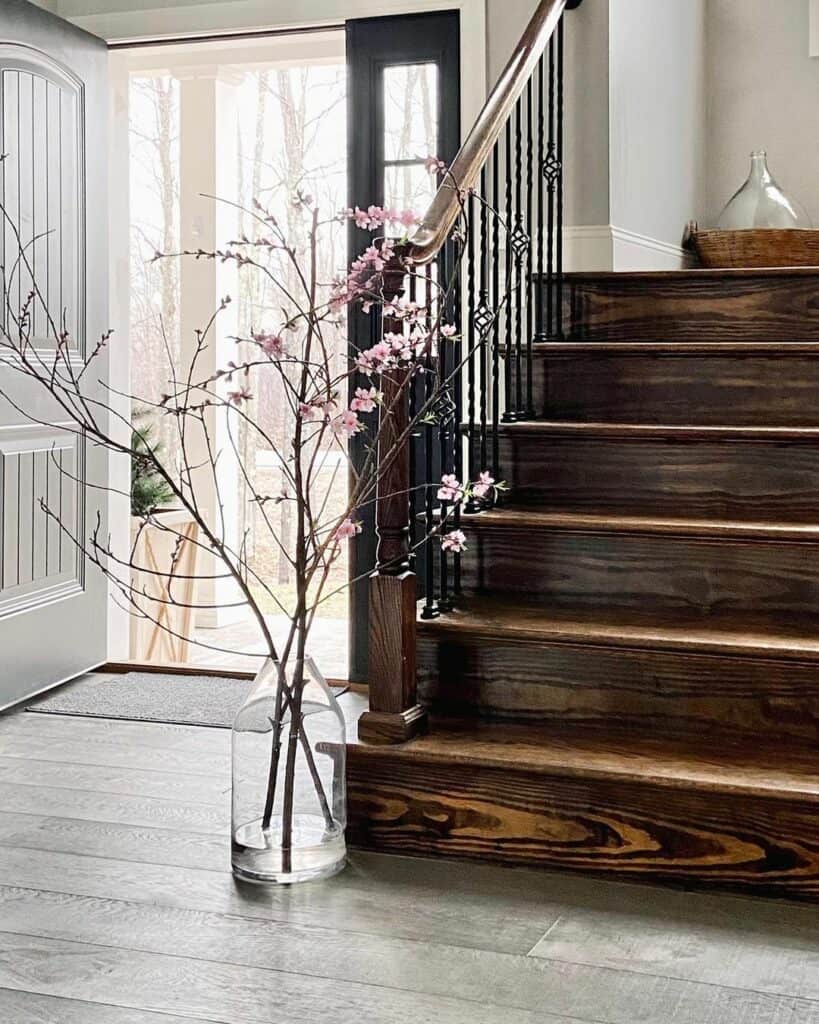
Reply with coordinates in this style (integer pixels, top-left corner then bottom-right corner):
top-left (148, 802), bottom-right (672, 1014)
top-left (358, 261), bottom-right (428, 745)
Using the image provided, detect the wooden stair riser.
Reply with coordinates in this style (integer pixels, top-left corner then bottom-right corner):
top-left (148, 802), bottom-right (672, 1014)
top-left (417, 633), bottom-right (819, 746)
top-left (455, 524), bottom-right (819, 616)
top-left (346, 746), bottom-right (819, 898)
top-left (541, 270), bottom-right (819, 341)
top-left (517, 353), bottom-right (819, 426)
top-left (491, 433), bottom-right (819, 519)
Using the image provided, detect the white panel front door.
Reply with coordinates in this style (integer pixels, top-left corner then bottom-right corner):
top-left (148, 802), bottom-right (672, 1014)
top-left (0, 0), bottom-right (108, 709)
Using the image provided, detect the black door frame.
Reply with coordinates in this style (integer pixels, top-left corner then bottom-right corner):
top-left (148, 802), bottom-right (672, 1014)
top-left (346, 10), bottom-right (461, 682)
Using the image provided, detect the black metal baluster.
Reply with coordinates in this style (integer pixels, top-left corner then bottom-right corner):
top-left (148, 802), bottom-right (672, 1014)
top-left (420, 265), bottom-right (437, 619)
top-left (556, 17), bottom-right (565, 339)
top-left (545, 36), bottom-right (556, 342)
top-left (465, 192), bottom-right (478, 514)
top-left (438, 244), bottom-right (452, 612)
top-left (525, 77), bottom-right (535, 418)
top-left (408, 269), bottom-right (418, 560)
top-left (451, 232), bottom-right (463, 596)
top-left (502, 119), bottom-right (515, 424)
top-left (491, 141), bottom-right (501, 493)
top-left (478, 167), bottom-right (489, 483)
top-left (536, 52), bottom-right (546, 347)
top-left (513, 96), bottom-right (525, 419)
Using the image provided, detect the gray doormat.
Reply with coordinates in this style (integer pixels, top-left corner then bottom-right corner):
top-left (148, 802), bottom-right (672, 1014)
top-left (28, 671), bottom-right (264, 728)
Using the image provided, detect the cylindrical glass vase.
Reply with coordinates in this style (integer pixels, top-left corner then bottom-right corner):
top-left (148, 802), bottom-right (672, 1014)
top-left (231, 656), bottom-right (346, 885)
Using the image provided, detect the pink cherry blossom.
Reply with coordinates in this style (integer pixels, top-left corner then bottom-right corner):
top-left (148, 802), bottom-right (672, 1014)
top-left (437, 474), bottom-right (463, 503)
top-left (440, 323), bottom-right (457, 338)
top-left (383, 296), bottom-right (421, 321)
top-left (441, 529), bottom-right (467, 553)
top-left (333, 409), bottom-right (361, 437)
top-left (472, 471), bottom-right (495, 500)
top-left (334, 518), bottom-right (362, 541)
top-left (320, 398), bottom-right (340, 421)
top-left (253, 330), bottom-right (285, 358)
top-left (351, 205), bottom-right (388, 230)
top-left (332, 238), bottom-right (397, 312)
top-left (363, 244), bottom-right (388, 272)
top-left (425, 156), bottom-right (447, 175)
top-left (350, 387), bottom-right (378, 413)
top-left (228, 386), bottom-right (253, 406)
top-left (299, 402), bottom-right (320, 421)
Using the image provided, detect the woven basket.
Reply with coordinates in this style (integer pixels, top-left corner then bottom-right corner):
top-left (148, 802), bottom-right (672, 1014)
top-left (687, 226), bottom-right (819, 269)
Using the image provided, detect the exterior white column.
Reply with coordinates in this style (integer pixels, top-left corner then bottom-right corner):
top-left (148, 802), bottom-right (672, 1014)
top-left (177, 68), bottom-right (244, 629)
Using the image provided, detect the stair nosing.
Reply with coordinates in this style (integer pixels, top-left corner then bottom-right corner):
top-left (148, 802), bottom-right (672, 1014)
top-left (527, 340), bottom-right (819, 355)
top-left (351, 724), bottom-right (819, 799)
top-left (491, 420), bottom-right (819, 441)
top-left (539, 267), bottom-right (819, 281)
top-left (455, 509), bottom-right (819, 543)
top-left (418, 602), bottom-right (819, 664)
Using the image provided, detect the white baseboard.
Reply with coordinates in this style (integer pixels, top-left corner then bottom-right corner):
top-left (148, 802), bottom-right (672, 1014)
top-left (564, 224), bottom-right (693, 272)
top-left (611, 226), bottom-right (694, 271)
top-left (563, 226), bottom-right (614, 272)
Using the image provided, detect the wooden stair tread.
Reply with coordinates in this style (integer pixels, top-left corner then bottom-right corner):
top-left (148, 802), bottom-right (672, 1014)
top-left (496, 420), bottom-right (819, 440)
top-left (351, 719), bottom-right (819, 798)
top-left (419, 596), bottom-right (819, 662)
top-left (557, 268), bottom-right (819, 282)
top-left (461, 507), bottom-right (819, 541)
top-left (530, 340), bottom-right (819, 354)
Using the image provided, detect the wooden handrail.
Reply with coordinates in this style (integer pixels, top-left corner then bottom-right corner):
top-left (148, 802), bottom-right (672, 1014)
top-left (408, 0), bottom-right (569, 265)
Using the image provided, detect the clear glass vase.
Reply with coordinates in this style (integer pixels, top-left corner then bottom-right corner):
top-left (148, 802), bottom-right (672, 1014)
top-left (231, 656), bottom-right (346, 885)
top-left (717, 150), bottom-right (812, 230)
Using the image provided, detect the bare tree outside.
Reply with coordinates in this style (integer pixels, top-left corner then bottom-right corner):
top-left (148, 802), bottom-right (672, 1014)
top-left (129, 74), bottom-right (181, 468)
top-left (126, 52), bottom-right (439, 671)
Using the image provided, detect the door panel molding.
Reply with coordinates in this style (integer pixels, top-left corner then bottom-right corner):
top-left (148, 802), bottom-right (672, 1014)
top-left (0, 422), bottom-right (83, 617)
top-left (0, 42), bottom-right (86, 356)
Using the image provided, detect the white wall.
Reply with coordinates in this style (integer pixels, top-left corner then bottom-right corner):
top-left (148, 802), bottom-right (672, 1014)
top-left (486, 0), bottom-right (610, 227)
top-left (610, 0), bottom-right (706, 248)
top-left (487, 0), bottom-right (703, 267)
top-left (707, 0), bottom-right (819, 228)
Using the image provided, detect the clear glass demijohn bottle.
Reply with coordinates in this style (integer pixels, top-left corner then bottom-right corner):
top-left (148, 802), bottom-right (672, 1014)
top-left (717, 150), bottom-right (812, 230)
top-left (231, 655), bottom-right (346, 885)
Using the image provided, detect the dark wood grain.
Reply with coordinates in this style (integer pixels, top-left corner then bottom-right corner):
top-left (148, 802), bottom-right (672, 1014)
top-left (456, 518), bottom-right (819, 616)
top-left (534, 352), bottom-right (819, 425)
top-left (491, 428), bottom-right (819, 519)
top-left (548, 269), bottom-right (819, 341)
top-left (416, 596), bottom-right (819, 661)
top-left (417, 628), bottom-right (819, 746)
top-left (360, 571), bottom-right (427, 744)
top-left (347, 724), bottom-right (819, 898)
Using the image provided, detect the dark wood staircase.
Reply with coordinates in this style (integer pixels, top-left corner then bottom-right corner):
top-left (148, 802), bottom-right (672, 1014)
top-left (348, 269), bottom-right (819, 899)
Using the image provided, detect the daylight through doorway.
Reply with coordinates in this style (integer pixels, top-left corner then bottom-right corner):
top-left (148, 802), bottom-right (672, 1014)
top-left (119, 32), bottom-right (350, 676)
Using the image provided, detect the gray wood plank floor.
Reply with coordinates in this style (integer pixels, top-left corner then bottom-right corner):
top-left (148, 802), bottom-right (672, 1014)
top-left (1, 708), bottom-right (819, 1023)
